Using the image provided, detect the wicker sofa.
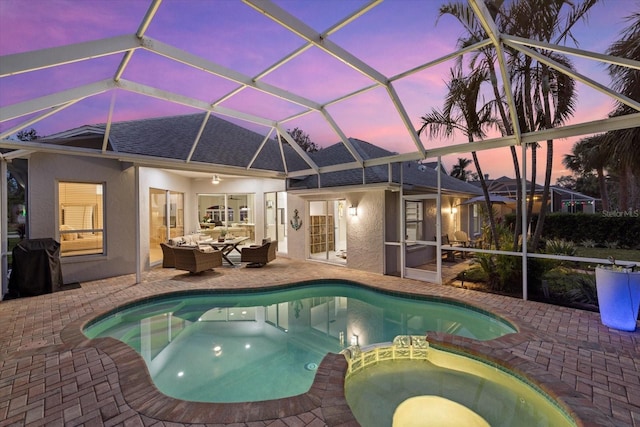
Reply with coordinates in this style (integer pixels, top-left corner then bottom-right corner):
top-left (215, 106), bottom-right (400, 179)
top-left (172, 246), bottom-right (222, 273)
top-left (240, 240), bottom-right (277, 267)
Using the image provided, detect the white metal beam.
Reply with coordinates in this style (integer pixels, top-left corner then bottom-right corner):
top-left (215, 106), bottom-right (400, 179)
top-left (275, 124), bottom-right (320, 173)
top-left (115, 79), bottom-right (276, 127)
top-left (319, 110), bottom-right (364, 166)
top-left (0, 80), bottom-right (115, 122)
top-left (468, 0), bottom-right (522, 144)
top-left (142, 37), bottom-right (322, 111)
top-left (0, 139), bottom-right (287, 179)
top-left (386, 83), bottom-right (426, 155)
top-left (0, 101), bottom-right (80, 140)
top-left (0, 35), bottom-right (143, 77)
top-left (504, 40), bottom-right (640, 112)
top-left (503, 34), bottom-right (640, 70)
top-left (243, 0), bottom-right (389, 85)
top-left (185, 113), bottom-right (210, 163)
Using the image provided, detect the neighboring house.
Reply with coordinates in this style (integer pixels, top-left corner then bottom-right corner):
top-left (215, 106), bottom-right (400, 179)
top-left (3, 113), bottom-right (482, 294)
top-left (470, 176), bottom-right (597, 214)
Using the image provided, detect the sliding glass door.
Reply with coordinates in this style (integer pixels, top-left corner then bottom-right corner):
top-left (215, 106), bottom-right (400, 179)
top-left (149, 189), bottom-right (183, 264)
top-left (308, 200), bottom-right (346, 265)
top-left (264, 191), bottom-right (287, 253)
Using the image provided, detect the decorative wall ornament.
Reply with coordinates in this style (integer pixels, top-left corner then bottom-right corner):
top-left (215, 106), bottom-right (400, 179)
top-left (290, 209), bottom-right (302, 231)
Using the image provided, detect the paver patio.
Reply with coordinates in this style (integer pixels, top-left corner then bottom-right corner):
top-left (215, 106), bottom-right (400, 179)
top-left (0, 258), bottom-right (638, 426)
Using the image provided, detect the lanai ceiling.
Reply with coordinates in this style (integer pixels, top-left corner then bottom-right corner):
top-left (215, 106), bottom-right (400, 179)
top-left (0, 0), bottom-right (638, 179)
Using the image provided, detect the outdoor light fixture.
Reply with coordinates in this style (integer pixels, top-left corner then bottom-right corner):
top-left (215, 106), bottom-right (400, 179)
top-left (451, 207), bottom-right (458, 215)
top-left (351, 334), bottom-right (359, 346)
top-left (212, 174), bottom-right (220, 184)
top-left (348, 206), bottom-right (358, 216)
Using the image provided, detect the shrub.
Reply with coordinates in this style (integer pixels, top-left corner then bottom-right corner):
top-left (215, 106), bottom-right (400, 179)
top-left (604, 240), bottom-right (619, 249)
top-left (580, 238), bottom-right (596, 248)
top-left (545, 238), bottom-right (576, 256)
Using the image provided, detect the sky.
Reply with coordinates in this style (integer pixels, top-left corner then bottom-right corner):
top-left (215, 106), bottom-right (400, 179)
top-left (0, 0), bottom-right (638, 183)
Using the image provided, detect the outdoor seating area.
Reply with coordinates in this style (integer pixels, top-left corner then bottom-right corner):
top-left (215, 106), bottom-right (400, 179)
top-left (440, 234), bottom-right (464, 262)
top-left (160, 236), bottom-right (273, 270)
top-left (240, 239), bottom-right (277, 268)
top-left (171, 245), bottom-right (223, 274)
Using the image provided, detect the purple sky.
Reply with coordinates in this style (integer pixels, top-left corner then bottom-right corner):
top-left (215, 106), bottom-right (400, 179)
top-left (0, 0), bottom-right (636, 182)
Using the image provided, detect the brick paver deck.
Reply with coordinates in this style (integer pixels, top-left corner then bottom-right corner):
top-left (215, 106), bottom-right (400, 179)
top-left (1, 258), bottom-right (638, 426)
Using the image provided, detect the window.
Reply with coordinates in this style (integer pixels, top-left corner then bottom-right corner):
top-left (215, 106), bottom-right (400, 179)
top-left (58, 182), bottom-right (104, 256)
top-left (405, 200), bottom-right (424, 241)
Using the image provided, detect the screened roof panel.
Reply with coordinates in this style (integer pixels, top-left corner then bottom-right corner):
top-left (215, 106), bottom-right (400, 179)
top-left (0, 0), bottom-right (637, 181)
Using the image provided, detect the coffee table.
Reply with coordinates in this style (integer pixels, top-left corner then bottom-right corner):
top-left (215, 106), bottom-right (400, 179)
top-left (207, 236), bottom-right (250, 266)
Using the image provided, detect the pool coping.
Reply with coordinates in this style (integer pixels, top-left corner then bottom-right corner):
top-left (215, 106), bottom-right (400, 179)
top-left (56, 280), bottom-right (614, 426)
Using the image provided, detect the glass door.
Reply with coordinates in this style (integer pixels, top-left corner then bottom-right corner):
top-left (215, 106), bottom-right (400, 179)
top-left (308, 200), bottom-right (346, 265)
top-left (149, 189), bottom-right (183, 265)
top-left (264, 191), bottom-right (287, 253)
top-left (403, 195), bottom-right (439, 282)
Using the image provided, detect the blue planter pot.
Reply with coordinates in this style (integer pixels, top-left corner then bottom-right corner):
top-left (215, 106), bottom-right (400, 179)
top-left (595, 267), bottom-right (640, 331)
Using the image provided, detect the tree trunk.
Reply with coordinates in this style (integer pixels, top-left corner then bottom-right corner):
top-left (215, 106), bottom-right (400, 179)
top-left (597, 166), bottom-right (609, 211)
top-left (472, 151), bottom-right (500, 250)
top-left (487, 61), bottom-right (522, 249)
top-left (531, 68), bottom-right (554, 251)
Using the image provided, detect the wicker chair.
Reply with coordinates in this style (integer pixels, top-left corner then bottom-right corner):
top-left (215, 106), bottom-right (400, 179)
top-left (160, 242), bottom-right (176, 268)
top-left (173, 246), bottom-right (223, 273)
top-left (241, 240), bottom-right (277, 267)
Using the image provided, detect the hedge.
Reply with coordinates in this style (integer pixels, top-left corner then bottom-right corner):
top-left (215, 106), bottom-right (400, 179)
top-left (504, 212), bottom-right (640, 249)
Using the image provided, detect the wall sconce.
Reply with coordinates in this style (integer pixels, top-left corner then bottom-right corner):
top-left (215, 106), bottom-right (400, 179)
top-left (350, 334), bottom-right (359, 346)
top-left (212, 174), bottom-right (220, 184)
top-left (450, 207), bottom-right (458, 215)
top-left (348, 206), bottom-right (358, 216)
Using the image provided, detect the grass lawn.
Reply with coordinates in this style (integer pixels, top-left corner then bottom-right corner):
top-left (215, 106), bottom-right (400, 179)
top-left (575, 247), bottom-right (640, 263)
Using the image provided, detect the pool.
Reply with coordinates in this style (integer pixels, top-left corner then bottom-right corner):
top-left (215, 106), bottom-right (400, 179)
top-left (84, 281), bottom-right (516, 403)
top-left (344, 337), bottom-right (576, 427)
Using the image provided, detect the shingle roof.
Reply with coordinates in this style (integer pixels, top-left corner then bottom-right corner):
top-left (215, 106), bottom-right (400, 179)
top-left (45, 113), bottom-right (310, 173)
top-left (289, 138), bottom-right (482, 195)
top-left (41, 114), bottom-right (480, 195)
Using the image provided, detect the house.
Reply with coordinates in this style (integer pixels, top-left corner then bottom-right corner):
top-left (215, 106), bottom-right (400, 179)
top-left (3, 113), bottom-right (482, 294)
top-left (470, 176), bottom-right (597, 214)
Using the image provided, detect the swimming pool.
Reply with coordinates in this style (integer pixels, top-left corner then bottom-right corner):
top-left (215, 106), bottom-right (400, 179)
top-left (344, 337), bottom-right (576, 427)
top-left (84, 280), bottom-right (516, 403)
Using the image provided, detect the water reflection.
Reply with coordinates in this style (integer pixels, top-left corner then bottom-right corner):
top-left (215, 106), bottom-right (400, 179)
top-left (85, 284), bottom-right (515, 402)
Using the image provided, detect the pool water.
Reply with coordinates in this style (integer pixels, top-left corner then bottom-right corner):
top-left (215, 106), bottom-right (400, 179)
top-left (345, 349), bottom-right (576, 427)
top-left (84, 281), bottom-right (516, 402)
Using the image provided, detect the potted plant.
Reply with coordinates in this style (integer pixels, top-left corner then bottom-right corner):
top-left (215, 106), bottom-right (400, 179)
top-left (218, 229), bottom-right (227, 242)
top-left (595, 257), bottom-right (640, 331)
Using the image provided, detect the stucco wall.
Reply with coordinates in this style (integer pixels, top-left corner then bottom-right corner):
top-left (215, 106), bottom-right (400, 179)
top-left (28, 154), bottom-right (136, 284)
top-left (346, 190), bottom-right (385, 274)
top-left (287, 190), bottom-right (385, 275)
top-left (286, 194), bottom-right (306, 260)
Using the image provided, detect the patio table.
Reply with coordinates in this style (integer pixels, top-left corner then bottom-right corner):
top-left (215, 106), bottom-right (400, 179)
top-left (207, 236), bottom-right (250, 266)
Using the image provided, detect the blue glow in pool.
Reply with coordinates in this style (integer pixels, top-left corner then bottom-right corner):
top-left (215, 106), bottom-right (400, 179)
top-left (84, 281), bottom-right (516, 402)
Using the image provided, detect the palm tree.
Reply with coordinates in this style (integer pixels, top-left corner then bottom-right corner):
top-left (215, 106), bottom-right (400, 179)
top-left (418, 66), bottom-right (502, 249)
top-left (503, 0), bottom-right (598, 250)
top-left (439, 1), bottom-right (524, 250)
top-left (606, 11), bottom-right (640, 210)
top-left (562, 134), bottom-right (610, 210)
top-left (450, 157), bottom-right (473, 181)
